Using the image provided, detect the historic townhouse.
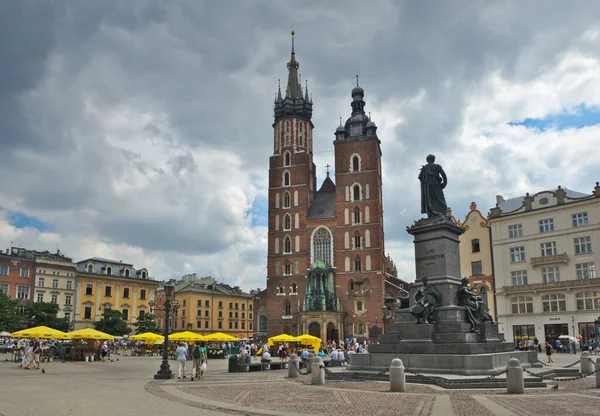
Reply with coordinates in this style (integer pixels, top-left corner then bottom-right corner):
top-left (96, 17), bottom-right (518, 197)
top-left (0, 248), bottom-right (35, 313)
top-left (490, 183), bottom-right (600, 344)
top-left (260, 33), bottom-right (405, 342)
top-left (73, 257), bottom-right (159, 329)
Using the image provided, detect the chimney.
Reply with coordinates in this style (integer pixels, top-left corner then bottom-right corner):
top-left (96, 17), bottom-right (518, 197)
top-left (496, 195), bottom-right (504, 204)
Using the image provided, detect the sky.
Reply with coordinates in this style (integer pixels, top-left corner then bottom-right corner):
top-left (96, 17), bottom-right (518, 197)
top-left (2, 1), bottom-right (600, 291)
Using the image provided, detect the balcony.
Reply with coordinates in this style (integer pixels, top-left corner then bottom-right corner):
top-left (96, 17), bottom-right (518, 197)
top-left (530, 253), bottom-right (569, 267)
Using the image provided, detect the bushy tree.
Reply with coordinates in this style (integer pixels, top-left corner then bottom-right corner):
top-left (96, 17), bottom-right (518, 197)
top-left (24, 302), bottom-right (70, 332)
top-left (94, 309), bottom-right (131, 336)
top-left (0, 292), bottom-right (21, 333)
top-left (133, 313), bottom-right (159, 334)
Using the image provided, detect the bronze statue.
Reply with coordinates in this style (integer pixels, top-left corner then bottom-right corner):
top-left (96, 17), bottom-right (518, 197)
top-left (457, 278), bottom-right (493, 334)
top-left (410, 277), bottom-right (441, 324)
top-left (418, 154), bottom-right (448, 218)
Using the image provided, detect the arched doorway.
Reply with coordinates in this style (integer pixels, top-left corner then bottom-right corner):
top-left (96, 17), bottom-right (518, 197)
top-left (308, 322), bottom-right (321, 338)
top-left (326, 322), bottom-right (338, 343)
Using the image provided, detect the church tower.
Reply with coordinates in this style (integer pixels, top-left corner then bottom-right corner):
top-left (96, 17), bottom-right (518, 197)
top-left (333, 77), bottom-right (386, 340)
top-left (265, 32), bottom-right (315, 336)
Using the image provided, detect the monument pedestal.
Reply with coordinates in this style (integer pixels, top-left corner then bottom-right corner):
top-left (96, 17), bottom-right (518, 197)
top-left (352, 216), bottom-right (537, 375)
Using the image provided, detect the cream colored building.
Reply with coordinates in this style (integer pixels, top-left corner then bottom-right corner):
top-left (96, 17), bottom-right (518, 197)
top-left (450, 202), bottom-right (496, 319)
top-left (34, 254), bottom-right (78, 325)
top-left (490, 184), bottom-right (600, 345)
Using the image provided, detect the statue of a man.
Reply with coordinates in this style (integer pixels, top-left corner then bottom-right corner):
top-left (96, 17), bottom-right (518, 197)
top-left (418, 154), bottom-right (448, 218)
top-left (410, 277), bottom-right (441, 324)
top-left (457, 278), bottom-right (493, 334)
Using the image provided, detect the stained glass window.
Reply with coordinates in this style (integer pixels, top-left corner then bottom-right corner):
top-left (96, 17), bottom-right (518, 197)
top-left (313, 227), bottom-right (332, 266)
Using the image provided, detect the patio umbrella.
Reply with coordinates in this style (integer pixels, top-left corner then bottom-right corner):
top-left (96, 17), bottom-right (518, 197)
top-left (130, 332), bottom-right (165, 343)
top-left (11, 326), bottom-right (70, 340)
top-left (268, 334), bottom-right (298, 343)
top-left (296, 334), bottom-right (322, 352)
top-left (168, 331), bottom-right (206, 342)
top-left (68, 328), bottom-right (114, 340)
top-left (204, 332), bottom-right (239, 342)
top-left (0, 331), bottom-right (11, 336)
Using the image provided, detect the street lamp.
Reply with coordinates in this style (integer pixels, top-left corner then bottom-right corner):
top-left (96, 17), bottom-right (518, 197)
top-left (154, 281), bottom-right (176, 379)
top-left (381, 305), bottom-right (389, 336)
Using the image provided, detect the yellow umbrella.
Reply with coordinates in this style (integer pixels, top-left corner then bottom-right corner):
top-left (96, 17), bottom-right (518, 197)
top-left (296, 334), bottom-right (322, 352)
top-left (68, 328), bottom-right (114, 340)
top-left (168, 331), bottom-right (206, 342)
top-left (11, 326), bottom-right (70, 340)
top-left (130, 332), bottom-right (165, 343)
top-left (204, 332), bottom-right (239, 342)
top-left (268, 334), bottom-right (298, 343)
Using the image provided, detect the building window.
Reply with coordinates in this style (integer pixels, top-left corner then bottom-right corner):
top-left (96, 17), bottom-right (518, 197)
top-left (352, 155), bottom-right (360, 172)
top-left (51, 294), bottom-right (58, 304)
top-left (218, 301), bottom-right (223, 308)
top-left (284, 261), bottom-right (291, 275)
top-left (511, 270), bottom-right (528, 286)
top-left (572, 212), bottom-right (589, 228)
top-left (141, 271), bottom-right (147, 279)
top-left (576, 263), bottom-right (596, 279)
top-left (349, 280), bottom-right (355, 292)
top-left (37, 293), bottom-right (44, 302)
top-left (283, 171), bottom-right (290, 187)
top-left (85, 283), bottom-right (93, 296)
top-left (283, 214), bottom-right (291, 230)
top-left (284, 301), bottom-right (291, 316)
top-left (0, 283), bottom-right (8, 295)
top-left (65, 295), bottom-right (72, 305)
top-left (218, 321), bottom-right (223, 329)
top-left (0, 265), bottom-right (8, 275)
top-left (291, 283), bottom-right (297, 294)
top-left (20, 268), bottom-right (29, 278)
top-left (508, 224), bottom-right (522, 238)
top-left (511, 296), bottom-right (533, 314)
top-left (204, 310), bottom-right (209, 317)
top-left (574, 236), bottom-right (592, 255)
top-left (284, 236), bottom-right (292, 254)
top-left (229, 322), bottom-right (233, 330)
top-left (283, 191), bottom-right (291, 208)
top-left (471, 239), bottom-right (480, 253)
top-left (66, 280), bottom-right (72, 290)
top-left (471, 261), bottom-right (483, 276)
top-left (277, 284), bottom-right (284, 295)
top-left (542, 294), bottom-right (566, 312)
top-left (284, 151), bottom-right (291, 167)
top-left (575, 291), bottom-right (600, 310)
top-left (38, 277), bottom-right (45, 287)
top-left (312, 227), bottom-right (332, 266)
top-left (540, 241), bottom-right (557, 256)
top-left (354, 231), bottom-right (361, 249)
top-left (542, 266), bottom-right (560, 283)
top-left (204, 321), bottom-right (209, 329)
top-left (234, 312), bottom-right (238, 318)
top-left (229, 302), bottom-right (233, 309)
top-left (538, 219), bottom-right (554, 233)
top-left (104, 286), bottom-right (112, 297)
top-left (510, 246), bottom-right (526, 263)
top-left (353, 207), bottom-right (360, 224)
top-left (123, 287), bottom-right (130, 299)
top-left (84, 306), bottom-right (92, 319)
top-left (356, 301), bottom-right (363, 311)
top-left (106, 266), bottom-right (112, 275)
top-left (124, 269), bottom-right (130, 277)
top-left (353, 185), bottom-right (361, 201)
top-left (52, 279), bottom-right (59, 289)
top-left (16, 285), bottom-right (29, 300)
top-left (122, 309), bottom-right (129, 320)
top-left (64, 312), bottom-right (71, 322)
top-left (140, 289), bottom-right (147, 300)
top-left (513, 325), bottom-right (535, 343)
top-left (355, 256), bottom-right (362, 271)
top-left (87, 264), bottom-right (93, 273)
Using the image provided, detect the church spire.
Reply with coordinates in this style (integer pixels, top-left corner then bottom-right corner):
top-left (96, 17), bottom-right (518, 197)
top-left (285, 31), bottom-right (302, 99)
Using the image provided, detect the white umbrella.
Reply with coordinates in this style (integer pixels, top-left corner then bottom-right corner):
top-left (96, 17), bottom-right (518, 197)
top-left (0, 331), bottom-right (11, 336)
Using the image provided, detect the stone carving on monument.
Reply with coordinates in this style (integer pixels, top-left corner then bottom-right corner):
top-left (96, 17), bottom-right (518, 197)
top-left (348, 154), bottom-right (538, 375)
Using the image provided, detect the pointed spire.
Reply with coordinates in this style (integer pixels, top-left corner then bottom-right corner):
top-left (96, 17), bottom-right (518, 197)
top-left (277, 78), bottom-right (282, 101)
top-left (356, 74), bottom-right (360, 87)
top-left (286, 30), bottom-right (301, 98)
top-left (305, 79), bottom-right (310, 101)
top-left (339, 117), bottom-right (342, 127)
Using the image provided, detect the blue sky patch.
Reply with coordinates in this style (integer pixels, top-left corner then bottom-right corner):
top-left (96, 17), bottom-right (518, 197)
top-left (508, 104), bottom-right (600, 132)
top-left (3, 209), bottom-right (54, 232)
top-left (247, 196), bottom-right (268, 227)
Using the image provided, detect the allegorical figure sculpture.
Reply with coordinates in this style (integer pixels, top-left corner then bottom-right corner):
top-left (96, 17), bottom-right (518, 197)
top-left (418, 154), bottom-right (448, 218)
top-left (457, 278), bottom-right (494, 334)
top-left (410, 277), bottom-right (441, 324)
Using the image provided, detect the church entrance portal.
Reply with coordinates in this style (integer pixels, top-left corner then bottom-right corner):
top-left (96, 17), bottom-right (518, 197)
top-left (326, 322), bottom-right (338, 342)
top-left (308, 322), bottom-right (321, 338)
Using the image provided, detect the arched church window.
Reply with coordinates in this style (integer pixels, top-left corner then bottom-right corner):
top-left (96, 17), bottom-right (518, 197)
top-left (259, 315), bottom-right (267, 331)
top-left (352, 155), bottom-right (360, 172)
top-left (285, 121), bottom-right (291, 146)
top-left (283, 171), bottom-right (290, 187)
top-left (291, 283), bottom-right (297, 294)
top-left (354, 256), bottom-right (362, 271)
top-left (312, 227), bottom-right (332, 266)
top-left (284, 261), bottom-right (291, 275)
top-left (298, 122), bottom-right (304, 147)
top-left (283, 191), bottom-right (291, 208)
top-left (349, 280), bottom-right (355, 292)
top-left (283, 214), bottom-right (291, 230)
top-left (353, 207), bottom-right (360, 224)
top-left (354, 231), bottom-right (361, 249)
top-left (284, 300), bottom-right (291, 316)
top-left (353, 185), bottom-right (361, 201)
top-left (277, 284), bottom-right (284, 294)
top-left (284, 236), bottom-right (292, 254)
top-left (284, 151), bottom-right (291, 167)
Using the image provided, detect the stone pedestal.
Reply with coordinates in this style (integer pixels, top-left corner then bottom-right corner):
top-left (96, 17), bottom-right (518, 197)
top-left (353, 216), bottom-right (537, 375)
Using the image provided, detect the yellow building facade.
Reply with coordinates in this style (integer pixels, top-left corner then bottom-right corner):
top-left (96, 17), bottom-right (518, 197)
top-left (155, 277), bottom-right (255, 339)
top-left (73, 258), bottom-right (159, 330)
top-left (450, 203), bottom-right (496, 319)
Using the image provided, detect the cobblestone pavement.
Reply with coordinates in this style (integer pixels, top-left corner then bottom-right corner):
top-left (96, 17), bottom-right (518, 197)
top-left (1, 352), bottom-right (599, 416)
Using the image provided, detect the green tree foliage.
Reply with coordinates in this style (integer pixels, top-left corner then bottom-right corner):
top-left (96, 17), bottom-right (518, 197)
top-left (133, 313), bottom-right (159, 334)
top-left (0, 292), bottom-right (22, 332)
top-left (94, 309), bottom-right (131, 336)
top-left (24, 302), bottom-right (70, 332)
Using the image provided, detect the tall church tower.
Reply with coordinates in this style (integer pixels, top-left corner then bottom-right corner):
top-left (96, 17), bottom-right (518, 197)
top-left (333, 77), bottom-right (387, 339)
top-left (265, 32), bottom-right (315, 336)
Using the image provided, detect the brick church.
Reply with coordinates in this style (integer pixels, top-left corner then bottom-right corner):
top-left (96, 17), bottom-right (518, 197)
top-left (255, 33), bottom-right (406, 343)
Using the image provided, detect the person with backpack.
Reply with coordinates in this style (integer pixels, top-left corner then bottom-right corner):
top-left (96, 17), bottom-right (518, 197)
top-left (191, 341), bottom-right (207, 381)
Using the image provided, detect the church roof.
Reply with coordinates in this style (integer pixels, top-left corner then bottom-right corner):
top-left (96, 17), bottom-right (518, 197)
top-left (318, 175), bottom-right (336, 193)
top-left (307, 191), bottom-right (336, 220)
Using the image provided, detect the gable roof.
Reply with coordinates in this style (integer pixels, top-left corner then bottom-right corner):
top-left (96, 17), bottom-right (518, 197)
top-left (307, 191), bottom-right (336, 220)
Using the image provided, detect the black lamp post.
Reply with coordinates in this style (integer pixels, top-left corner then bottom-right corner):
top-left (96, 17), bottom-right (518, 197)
top-left (381, 305), bottom-right (389, 336)
top-left (154, 281), bottom-right (176, 379)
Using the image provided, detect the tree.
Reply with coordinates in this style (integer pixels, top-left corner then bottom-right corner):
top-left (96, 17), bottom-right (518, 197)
top-left (133, 313), bottom-right (159, 334)
top-left (24, 302), bottom-right (70, 332)
top-left (94, 309), bottom-right (131, 336)
top-left (0, 292), bottom-right (22, 333)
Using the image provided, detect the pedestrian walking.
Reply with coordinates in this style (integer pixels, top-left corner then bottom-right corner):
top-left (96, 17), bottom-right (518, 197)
top-left (175, 342), bottom-right (188, 379)
top-left (545, 340), bottom-right (554, 363)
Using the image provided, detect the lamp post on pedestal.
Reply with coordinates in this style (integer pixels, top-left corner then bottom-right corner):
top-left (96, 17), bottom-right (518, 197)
top-left (381, 305), bottom-right (389, 336)
top-left (153, 281), bottom-right (177, 379)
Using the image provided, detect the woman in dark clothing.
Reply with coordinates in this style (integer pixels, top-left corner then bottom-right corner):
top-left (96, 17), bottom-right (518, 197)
top-left (545, 340), bottom-right (554, 363)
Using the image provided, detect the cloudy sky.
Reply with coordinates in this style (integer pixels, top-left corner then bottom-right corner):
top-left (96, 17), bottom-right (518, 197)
top-left (2, 1), bottom-right (600, 290)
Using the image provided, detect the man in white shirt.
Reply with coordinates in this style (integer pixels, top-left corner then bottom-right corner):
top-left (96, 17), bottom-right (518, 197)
top-left (261, 350), bottom-right (271, 369)
top-left (330, 349), bottom-right (339, 361)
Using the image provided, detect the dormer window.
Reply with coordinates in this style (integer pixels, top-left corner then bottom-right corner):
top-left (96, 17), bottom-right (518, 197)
top-left (125, 269), bottom-right (130, 277)
top-left (87, 264), bottom-right (93, 273)
top-left (106, 266), bottom-right (112, 275)
top-left (141, 271), bottom-right (147, 279)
